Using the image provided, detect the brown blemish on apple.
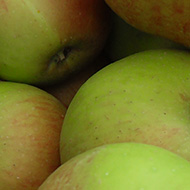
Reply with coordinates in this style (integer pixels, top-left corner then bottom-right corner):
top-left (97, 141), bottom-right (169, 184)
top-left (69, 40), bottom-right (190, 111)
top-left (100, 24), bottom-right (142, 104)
top-left (179, 93), bottom-right (190, 102)
top-left (0, 0), bottom-right (8, 12)
top-left (104, 115), bottom-right (110, 120)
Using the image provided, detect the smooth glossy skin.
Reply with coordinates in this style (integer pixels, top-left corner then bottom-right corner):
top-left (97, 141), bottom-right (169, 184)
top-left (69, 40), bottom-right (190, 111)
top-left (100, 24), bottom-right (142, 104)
top-left (39, 143), bottom-right (190, 190)
top-left (0, 81), bottom-right (66, 190)
top-left (0, 0), bottom-right (110, 85)
top-left (60, 49), bottom-right (190, 163)
top-left (105, 0), bottom-right (190, 48)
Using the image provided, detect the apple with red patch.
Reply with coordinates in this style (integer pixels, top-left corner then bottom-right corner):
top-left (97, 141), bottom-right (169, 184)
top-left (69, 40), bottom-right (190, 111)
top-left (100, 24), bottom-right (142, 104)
top-left (105, 0), bottom-right (190, 48)
top-left (0, 0), bottom-right (110, 85)
top-left (105, 11), bottom-right (187, 62)
top-left (0, 81), bottom-right (66, 190)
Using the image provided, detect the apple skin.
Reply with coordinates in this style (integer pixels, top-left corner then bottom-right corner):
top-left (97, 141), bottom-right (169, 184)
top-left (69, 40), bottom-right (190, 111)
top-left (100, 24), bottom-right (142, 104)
top-left (106, 12), bottom-right (187, 62)
top-left (43, 54), bottom-right (109, 109)
top-left (0, 0), bottom-right (110, 85)
top-left (39, 143), bottom-right (190, 190)
top-left (0, 81), bottom-right (66, 190)
top-left (105, 0), bottom-right (190, 48)
top-left (60, 49), bottom-right (190, 163)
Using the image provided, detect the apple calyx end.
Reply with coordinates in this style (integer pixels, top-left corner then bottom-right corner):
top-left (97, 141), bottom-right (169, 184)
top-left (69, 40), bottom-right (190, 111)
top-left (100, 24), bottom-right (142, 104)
top-left (52, 47), bottom-right (72, 64)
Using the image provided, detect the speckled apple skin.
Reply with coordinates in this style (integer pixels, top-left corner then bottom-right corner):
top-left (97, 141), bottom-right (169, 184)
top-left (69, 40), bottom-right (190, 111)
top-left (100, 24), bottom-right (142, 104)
top-left (60, 49), bottom-right (190, 163)
top-left (0, 81), bottom-right (66, 190)
top-left (105, 0), bottom-right (190, 48)
top-left (40, 143), bottom-right (190, 190)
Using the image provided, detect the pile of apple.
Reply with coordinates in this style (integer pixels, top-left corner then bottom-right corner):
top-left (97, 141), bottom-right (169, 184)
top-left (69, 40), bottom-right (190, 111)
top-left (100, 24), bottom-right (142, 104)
top-left (1, 1), bottom-right (190, 190)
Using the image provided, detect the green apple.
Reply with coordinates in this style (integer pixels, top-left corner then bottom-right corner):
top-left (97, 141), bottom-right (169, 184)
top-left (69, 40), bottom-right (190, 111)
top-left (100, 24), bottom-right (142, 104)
top-left (0, 81), bottom-right (66, 190)
top-left (43, 54), bottom-right (109, 109)
top-left (60, 49), bottom-right (190, 163)
top-left (39, 143), bottom-right (190, 190)
top-left (0, 0), bottom-right (110, 85)
top-left (104, 0), bottom-right (190, 47)
top-left (106, 12), bottom-right (187, 62)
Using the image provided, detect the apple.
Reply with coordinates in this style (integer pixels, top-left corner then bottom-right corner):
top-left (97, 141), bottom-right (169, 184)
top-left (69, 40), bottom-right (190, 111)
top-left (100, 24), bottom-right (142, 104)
top-left (39, 143), bottom-right (190, 190)
top-left (0, 81), bottom-right (66, 190)
top-left (106, 12), bottom-right (187, 62)
top-left (0, 0), bottom-right (110, 85)
top-left (43, 54), bottom-right (109, 109)
top-left (104, 0), bottom-right (190, 47)
top-left (60, 49), bottom-right (190, 163)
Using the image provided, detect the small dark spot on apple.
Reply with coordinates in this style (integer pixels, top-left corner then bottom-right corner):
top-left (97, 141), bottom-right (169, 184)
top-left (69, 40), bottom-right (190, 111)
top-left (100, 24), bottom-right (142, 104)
top-left (105, 115), bottom-right (110, 120)
top-left (179, 93), bottom-right (190, 101)
top-left (119, 129), bottom-right (123, 133)
top-left (164, 113), bottom-right (166, 115)
top-left (95, 137), bottom-right (99, 140)
top-left (63, 47), bottom-right (72, 59)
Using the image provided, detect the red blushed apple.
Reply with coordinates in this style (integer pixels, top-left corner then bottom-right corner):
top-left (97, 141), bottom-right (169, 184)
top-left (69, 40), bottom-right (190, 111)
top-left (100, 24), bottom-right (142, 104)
top-left (0, 0), bottom-right (111, 85)
top-left (0, 81), bottom-right (66, 190)
top-left (43, 54), bottom-right (110, 109)
top-left (105, 0), bottom-right (190, 47)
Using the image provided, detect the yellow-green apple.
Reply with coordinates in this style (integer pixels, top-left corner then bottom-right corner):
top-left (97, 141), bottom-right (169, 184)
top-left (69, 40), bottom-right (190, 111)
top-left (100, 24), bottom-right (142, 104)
top-left (105, 0), bottom-right (190, 47)
top-left (0, 0), bottom-right (110, 85)
top-left (39, 143), bottom-right (190, 190)
top-left (60, 49), bottom-right (190, 163)
top-left (43, 54), bottom-right (109, 108)
top-left (0, 81), bottom-right (66, 190)
top-left (106, 12), bottom-right (187, 62)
